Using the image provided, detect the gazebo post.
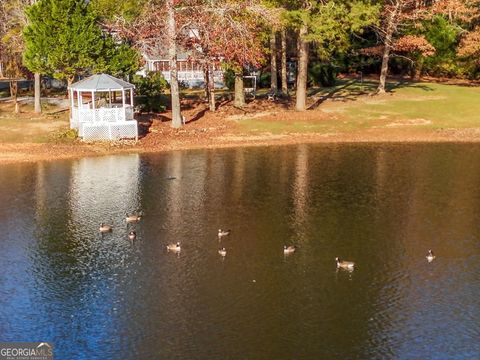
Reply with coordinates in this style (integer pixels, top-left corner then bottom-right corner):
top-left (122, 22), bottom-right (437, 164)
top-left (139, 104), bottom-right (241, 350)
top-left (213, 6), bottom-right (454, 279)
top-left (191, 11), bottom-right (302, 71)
top-left (69, 89), bottom-right (74, 123)
top-left (130, 89), bottom-right (134, 106)
top-left (91, 90), bottom-right (96, 121)
top-left (121, 89), bottom-right (126, 121)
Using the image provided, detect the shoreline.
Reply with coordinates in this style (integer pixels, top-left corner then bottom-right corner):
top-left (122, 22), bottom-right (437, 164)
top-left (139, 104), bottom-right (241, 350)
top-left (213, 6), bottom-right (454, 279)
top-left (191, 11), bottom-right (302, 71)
top-left (2, 129), bottom-right (480, 165)
top-left (3, 80), bottom-right (480, 165)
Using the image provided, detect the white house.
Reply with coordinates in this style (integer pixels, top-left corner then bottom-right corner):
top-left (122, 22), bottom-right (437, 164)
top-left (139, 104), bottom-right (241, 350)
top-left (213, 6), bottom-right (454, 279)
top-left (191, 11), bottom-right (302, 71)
top-left (144, 53), bottom-right (224, 89)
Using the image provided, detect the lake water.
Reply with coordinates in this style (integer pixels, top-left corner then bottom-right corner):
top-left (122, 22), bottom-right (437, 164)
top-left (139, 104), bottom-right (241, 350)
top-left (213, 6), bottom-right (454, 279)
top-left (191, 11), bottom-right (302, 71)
top-left (0, 144), bottom-right (479, 359)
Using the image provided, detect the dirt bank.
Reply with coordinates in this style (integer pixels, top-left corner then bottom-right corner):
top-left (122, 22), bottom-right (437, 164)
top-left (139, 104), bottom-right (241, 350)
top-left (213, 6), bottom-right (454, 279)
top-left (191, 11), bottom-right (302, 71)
top-left (2, 89), bottom-right (480, 165)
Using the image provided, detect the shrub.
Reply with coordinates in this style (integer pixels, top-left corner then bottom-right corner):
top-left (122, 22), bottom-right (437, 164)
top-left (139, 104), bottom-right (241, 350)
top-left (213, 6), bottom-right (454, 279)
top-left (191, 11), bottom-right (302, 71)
top-left (133, 71), bottom-right (168, 97)
top-left (308, 62), bottom-right (337, 87)
top-left (51, 128), bottom-right (78, 141)
top-left (258, 71), bottom-right (271, 88)
top-left (223, 69), bottom-right (235, 90)
top-left (132, 71), bottom-right (168, 112)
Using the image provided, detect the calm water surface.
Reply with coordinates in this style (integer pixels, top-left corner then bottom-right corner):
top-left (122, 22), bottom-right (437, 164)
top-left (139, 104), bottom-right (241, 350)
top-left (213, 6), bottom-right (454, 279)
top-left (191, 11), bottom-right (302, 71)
top-left (0, 144), bottom-right (479, 359)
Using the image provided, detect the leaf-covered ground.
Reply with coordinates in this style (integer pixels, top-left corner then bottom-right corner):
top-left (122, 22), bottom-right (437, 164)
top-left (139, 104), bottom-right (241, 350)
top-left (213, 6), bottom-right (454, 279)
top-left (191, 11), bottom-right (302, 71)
top-left (1, 80), bottom-right (480, 164)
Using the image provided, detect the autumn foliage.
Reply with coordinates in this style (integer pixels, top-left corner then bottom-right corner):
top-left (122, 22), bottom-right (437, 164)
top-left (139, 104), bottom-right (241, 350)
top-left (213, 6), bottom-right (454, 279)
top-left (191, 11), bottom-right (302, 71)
top-left (360, 35), bottom-right (435, 57)
top-left (458, 28), bottom-right (480, 58)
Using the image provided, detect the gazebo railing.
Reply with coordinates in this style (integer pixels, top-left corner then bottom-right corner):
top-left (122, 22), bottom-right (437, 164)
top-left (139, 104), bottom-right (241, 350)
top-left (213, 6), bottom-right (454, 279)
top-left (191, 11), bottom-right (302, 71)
top-left (71, 105), bottom-right (134, 123)
top-left (70, 105), bottom-right (137, 141)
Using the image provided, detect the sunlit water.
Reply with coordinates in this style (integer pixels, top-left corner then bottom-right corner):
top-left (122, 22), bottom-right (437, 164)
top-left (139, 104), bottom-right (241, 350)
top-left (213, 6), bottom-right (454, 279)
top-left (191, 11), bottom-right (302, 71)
top-left (1, 144), bottom-right (479, 359)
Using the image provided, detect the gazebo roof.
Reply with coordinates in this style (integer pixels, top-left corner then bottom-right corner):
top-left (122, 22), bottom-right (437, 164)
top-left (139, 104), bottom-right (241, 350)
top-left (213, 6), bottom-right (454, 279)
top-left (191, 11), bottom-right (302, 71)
top-left (68, 74), bottom-right (134, 91)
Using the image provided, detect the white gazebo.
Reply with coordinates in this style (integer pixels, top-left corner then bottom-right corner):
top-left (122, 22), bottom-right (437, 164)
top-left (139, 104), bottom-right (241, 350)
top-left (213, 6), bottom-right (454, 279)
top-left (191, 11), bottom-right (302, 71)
top-left (68, 74), bottom-right (138, 141)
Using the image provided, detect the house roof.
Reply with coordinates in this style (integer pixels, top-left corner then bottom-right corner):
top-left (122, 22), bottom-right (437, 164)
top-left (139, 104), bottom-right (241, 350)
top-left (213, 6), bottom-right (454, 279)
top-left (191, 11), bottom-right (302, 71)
top-left (68, 74), bottom-right (134, 91)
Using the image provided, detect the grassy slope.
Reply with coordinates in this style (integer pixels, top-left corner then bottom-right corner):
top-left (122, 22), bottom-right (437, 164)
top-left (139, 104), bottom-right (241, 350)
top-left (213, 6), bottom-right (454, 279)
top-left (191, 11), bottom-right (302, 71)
top-left (1, 80), bottom-right (480, 143)
top-left (238, 80), bottom-right (480, 135)
top-left (0, 102), bottom-right (69, 143)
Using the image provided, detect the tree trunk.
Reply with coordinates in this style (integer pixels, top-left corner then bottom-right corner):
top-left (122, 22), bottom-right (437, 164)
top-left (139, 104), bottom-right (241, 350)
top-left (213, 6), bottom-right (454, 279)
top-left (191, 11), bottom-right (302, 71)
top-left (204, 65), bottom-right (210, 101)
top-left (10, 80), bottom-right (19, 113)
top-left (234, 70), bottom-right (245, 108)
top-left (208, 63), bottom-right (216, 111)
top-left (167, 0), bottom-right (182, 128)
top-left (66, 77), bottom-right (74, 102)
top-left (281, 29), bottom-right (288, 95)
top-left (270, 29), bottom-right (278, 93)
top-left (377, 44), bottom-right (391, 94)
top-left (377, 2), bottom-right (401, 94)
top-left (295, 24), bottom-right (309, 111)
top-left (67, 76), bottom-right (75, 92)
top-left (411, 58), bottom-right (423, 81)
top-left (34, 72), bottom-right (41, 113)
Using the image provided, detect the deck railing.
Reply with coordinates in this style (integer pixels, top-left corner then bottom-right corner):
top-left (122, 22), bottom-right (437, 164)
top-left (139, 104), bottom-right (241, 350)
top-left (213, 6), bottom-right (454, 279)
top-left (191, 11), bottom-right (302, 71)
top-left (70, 105), bottom-right (137, 141)
top-left (71, 105), bottom-right (134, 123)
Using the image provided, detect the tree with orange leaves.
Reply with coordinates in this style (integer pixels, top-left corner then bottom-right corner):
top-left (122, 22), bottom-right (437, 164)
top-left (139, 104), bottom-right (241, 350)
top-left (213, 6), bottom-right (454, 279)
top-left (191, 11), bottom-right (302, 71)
top-left (184, 1), bottom-right (273, 110)
top-left (372, 0), bottom-right (480, 92)
top-left (114, 0), bottom-right (271, 121)
top-left (0, 0), bottom-right (31, 113)
top-left (373, 0), bottom-right (435, 93)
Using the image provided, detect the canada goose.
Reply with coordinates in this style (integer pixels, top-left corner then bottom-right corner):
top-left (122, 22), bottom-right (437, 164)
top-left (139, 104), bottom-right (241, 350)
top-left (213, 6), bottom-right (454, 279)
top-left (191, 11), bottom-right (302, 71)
top-left (166, 242), bottom-right (181, 252)
top-left (336, 257), bottom-right (355, 270)
top-left (99, 223), bottom-right (112, 233)
top-left (218, 229), bottom-right (231, 237)
top-left (128, 231), bottom-right (136, 241)
top-left (125, 212), bottom-right (142, 223)
top-left (218, 247), bottom-right (227, 257)
top-left (284, 245), bottom-right (296, 254)
top-left (426, 249), bottom-right (435, 263)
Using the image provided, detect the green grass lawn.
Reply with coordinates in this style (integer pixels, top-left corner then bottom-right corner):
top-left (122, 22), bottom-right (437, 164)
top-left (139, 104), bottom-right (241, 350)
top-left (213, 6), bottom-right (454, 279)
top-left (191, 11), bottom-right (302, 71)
top-left (341, 81), bottom-right (480, 127)
top-left (238, 80), bottom-right (480, 135)
top-left (2, 80), bottom-right (480, 143)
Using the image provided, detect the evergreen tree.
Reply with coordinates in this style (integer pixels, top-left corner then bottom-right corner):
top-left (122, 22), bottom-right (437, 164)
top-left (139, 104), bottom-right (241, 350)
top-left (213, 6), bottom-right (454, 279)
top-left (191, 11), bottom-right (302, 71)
top-left (95, 38), bottom-right (142, 78)
top-left (23, 0), bottom-right (140, 85)
top-left (278, 0), bottom-right (379, 110)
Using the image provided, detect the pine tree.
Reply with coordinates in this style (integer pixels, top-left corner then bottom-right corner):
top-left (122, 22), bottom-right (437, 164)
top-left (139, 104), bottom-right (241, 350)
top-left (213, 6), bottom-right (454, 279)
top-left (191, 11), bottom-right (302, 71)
top-left (280, 0), bottom-right (379, 110)
top-left (24, 0), bottom-right (108, 85)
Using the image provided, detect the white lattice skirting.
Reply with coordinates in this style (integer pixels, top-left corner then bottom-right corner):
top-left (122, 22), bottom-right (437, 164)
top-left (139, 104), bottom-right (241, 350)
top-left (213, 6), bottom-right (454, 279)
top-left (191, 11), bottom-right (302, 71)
top-left (79, 121), bottom-right (138, 141)
top-left (71, 107), bottom-right (138, 141)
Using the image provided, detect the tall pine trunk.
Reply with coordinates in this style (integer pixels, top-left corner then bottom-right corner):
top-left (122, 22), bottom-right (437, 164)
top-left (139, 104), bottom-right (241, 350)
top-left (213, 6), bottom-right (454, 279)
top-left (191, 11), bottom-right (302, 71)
top-left (270, 29), bottom-right (278, 93)
top-left (377, 2), bottom-right (400, 94)
top-left (208, 63), bottom-right (215, 111)
top-left (10, 80), bottom-right (19, 113)
top-left (167, 0), bottom-right (182, 128)
top-left (204, 65), bottom-right (210, 104)
top-left (281, 29), bottom-right (288, 95)
top-left (34, 72), bottom-right (41, 113)
top-left (295, 24), bottom-right (309, 111)
top-left (234, 70), bottom-right (245, 108)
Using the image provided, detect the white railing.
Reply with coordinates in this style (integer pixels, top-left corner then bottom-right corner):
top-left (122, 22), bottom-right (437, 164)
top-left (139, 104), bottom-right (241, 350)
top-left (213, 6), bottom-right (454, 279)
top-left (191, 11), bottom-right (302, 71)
top-left (71, 106), bottom-right (134, 123)
top-left (125, 106), bottom-right (134, 120)
top-left (161, 70), bottom-right (223, 83)
top-left (70, 105), bottom-right (137, 141)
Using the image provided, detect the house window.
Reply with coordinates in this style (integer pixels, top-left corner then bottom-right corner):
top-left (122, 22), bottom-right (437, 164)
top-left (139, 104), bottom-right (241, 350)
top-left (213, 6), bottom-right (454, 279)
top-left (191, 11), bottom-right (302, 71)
top-left (154, 61), bottom-right (170, 71)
